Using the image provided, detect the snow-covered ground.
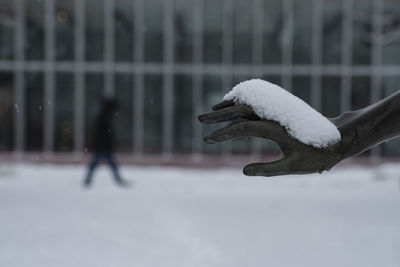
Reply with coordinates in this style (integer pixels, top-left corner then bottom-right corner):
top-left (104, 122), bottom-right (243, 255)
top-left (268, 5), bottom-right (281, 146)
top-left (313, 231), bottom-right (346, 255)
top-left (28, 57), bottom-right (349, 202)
top-left (0, 163), bottom-right (399, 267)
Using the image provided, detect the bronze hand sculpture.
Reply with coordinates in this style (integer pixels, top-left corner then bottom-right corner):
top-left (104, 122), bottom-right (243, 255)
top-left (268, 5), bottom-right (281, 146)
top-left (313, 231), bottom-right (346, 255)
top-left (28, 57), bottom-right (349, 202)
top-left (198, 90), bottom-right (400, 176)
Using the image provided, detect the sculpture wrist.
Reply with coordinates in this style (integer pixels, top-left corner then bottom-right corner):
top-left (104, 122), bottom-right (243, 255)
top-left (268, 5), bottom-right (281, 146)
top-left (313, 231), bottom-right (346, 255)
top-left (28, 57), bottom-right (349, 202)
top-left (337, 90), bottom-right (400, 159)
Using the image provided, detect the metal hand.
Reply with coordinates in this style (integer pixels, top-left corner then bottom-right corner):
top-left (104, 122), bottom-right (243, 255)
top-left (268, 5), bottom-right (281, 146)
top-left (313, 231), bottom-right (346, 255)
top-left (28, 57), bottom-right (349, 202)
top-left (198, 100), bottom-right (343, 176)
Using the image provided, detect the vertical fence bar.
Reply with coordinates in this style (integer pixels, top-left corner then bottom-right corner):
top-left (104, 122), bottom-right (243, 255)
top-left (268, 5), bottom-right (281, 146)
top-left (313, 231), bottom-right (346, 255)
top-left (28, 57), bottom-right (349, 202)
top-left (370, 0), bottom-right (384, 158)
top-left (44, 0), bottom-right (55, 153)
top-left (341, 0), bottom-right (353, 114)
top-left (250, 0), bottom-right (264, 156)
top-left (74, 0), bottom-right (85, 153)
top-left (162, 0), bottom-right (174, 158)
top-left (104, 0), bottom-right (115, 97)
top-left (133, 0), bottom-right (145, 155)
top-left (311, 0), bottom-right (323, 111)
top-left (252, 0), bottom-right (263, 67)
top-left (222, 0), bottom-right (233, 156)
top-left (192, 0), bottom-right (204, 159)
top-left (14, 0), bottom-right (25, 153)
top-left (281, 0), bottom-right (293, 91)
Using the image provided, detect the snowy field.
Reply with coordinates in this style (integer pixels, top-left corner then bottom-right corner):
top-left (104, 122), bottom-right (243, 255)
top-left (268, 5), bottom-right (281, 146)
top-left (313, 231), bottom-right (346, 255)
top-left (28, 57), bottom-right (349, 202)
top-left (0, 163), bottom-right (400, 267)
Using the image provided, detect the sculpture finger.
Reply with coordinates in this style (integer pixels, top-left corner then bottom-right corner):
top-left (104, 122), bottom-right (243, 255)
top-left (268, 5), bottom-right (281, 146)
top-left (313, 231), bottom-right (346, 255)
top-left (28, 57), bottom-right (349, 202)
top-left (203, 120), bottom-right (291, 145)
top-left (212, 100), bottom-right (235, 110)
top-left (243, 158), bottom-right (295, 177)
top-left (198, 104), bottom-right (258, 124)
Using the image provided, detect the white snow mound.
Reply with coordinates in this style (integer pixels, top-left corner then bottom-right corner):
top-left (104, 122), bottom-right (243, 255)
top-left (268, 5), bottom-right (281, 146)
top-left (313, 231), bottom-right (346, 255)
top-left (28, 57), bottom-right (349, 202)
top-left (223, 79), bottom-right (341, 148)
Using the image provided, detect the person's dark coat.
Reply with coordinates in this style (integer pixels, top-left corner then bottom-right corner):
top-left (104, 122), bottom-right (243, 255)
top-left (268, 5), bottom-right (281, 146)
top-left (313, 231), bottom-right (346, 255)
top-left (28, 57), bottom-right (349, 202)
top-left (93, 99), bottom-right (117, 153)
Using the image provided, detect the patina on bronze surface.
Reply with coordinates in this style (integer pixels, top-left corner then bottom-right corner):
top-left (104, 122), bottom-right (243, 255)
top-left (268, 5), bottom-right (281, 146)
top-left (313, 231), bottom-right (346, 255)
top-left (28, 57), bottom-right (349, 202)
top-left (198, 90), bottom-right (400, 176)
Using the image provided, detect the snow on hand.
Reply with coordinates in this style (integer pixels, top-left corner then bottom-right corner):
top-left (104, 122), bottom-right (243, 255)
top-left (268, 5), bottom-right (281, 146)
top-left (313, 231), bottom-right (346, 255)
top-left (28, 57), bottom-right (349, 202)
top-left (223, 79), bottom-right (341, 148)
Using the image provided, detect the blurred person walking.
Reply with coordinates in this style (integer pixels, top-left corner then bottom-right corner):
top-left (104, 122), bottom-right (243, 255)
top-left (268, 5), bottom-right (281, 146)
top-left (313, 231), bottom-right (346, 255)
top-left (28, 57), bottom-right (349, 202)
top-left (83, 98), bottom-right (129, 188)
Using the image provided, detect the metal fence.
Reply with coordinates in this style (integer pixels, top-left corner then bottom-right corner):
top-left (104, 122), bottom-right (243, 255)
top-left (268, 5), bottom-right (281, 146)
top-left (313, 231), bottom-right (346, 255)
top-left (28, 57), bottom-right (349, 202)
top-left (0, 0), bottom-right (400, 158)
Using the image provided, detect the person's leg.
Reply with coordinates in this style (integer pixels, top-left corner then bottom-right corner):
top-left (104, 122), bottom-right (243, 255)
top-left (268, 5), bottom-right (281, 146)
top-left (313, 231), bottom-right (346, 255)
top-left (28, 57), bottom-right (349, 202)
top-left (84, 153), bottom-right (100, 186)
top-left (105, 153), bottom-right (126, 185)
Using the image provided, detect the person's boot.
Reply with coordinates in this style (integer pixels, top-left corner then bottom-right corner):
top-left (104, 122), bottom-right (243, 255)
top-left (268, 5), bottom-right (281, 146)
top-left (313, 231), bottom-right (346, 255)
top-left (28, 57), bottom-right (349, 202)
top-left (82, 177), bottom-right (92, 188)
top-left (116, 178), bottom-right (131, 188)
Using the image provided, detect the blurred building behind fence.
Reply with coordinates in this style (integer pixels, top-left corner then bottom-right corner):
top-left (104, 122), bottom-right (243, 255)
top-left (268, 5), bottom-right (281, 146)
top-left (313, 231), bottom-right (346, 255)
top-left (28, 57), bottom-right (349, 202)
top-left (0, 0), bottom-right (400, 161)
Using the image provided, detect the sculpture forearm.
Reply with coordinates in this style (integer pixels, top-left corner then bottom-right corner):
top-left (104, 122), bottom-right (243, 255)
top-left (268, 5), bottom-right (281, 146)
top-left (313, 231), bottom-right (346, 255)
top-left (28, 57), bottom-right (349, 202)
top-left (336, 90), bottom-right (400, 159)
